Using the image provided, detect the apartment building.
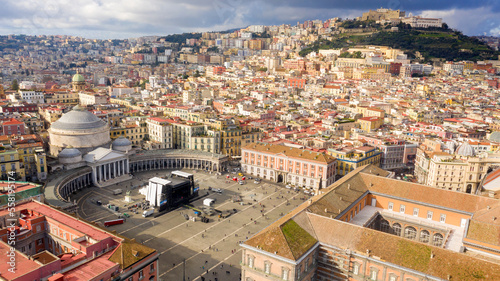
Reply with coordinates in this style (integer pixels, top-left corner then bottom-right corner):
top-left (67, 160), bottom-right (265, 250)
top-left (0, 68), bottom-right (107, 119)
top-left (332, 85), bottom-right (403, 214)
top-left (358, 134), bottom-right (417, 170)
top-left (241, 165), bottom-right (500, 281)
top-left (420, 147), bottom-right (500, 194)
top-left (328, 145), bottom-right (382, 176)
top-left (44, 90), bottom-right (79, 105)
top-left (79, 92), bottom-right (108, 105)
top-left (0, 148), bottom-right (25, 181)
top-left (146, 117), bottom-right (173, 149)
top-left (241, 142), bottom-right (337, 190)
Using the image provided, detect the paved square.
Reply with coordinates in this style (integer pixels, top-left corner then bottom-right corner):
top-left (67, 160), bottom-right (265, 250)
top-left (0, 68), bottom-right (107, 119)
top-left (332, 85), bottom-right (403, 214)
top-left (73, 169), bottom-right (310, 281)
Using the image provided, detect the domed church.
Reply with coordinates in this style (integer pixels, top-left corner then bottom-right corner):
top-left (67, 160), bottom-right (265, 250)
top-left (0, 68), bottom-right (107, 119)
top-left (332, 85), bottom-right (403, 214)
top-left (72, 72), bottom-right (85, 91)
top-left (48, 105), bottom-right (111, 157)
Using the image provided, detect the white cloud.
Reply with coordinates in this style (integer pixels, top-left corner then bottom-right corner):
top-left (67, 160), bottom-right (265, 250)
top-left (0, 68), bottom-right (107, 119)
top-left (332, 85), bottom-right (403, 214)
top-left (419, 7), bottom-right (500, 36)
top-left (0, 0), bottom-right (498, 38)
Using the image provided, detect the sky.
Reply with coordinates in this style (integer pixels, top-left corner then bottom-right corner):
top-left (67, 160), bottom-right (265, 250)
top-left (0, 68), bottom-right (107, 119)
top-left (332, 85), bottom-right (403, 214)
top-left (0, 0), bottom-right (499, 39)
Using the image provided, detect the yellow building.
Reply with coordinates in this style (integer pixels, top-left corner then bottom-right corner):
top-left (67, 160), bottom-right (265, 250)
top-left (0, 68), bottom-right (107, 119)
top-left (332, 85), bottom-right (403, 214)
top-left (357, 116), bottom-right (384, 132)
top-left (44, 91), bottom-right (79, 105)
top-left (16, 142), bottom-right (47, 181)
top-left (110, 127), bottom-right (126, 139)
top-left (109, 97), bottom-right (135, 107)
top-left (408, 108), bottom-right (425, 122)
top-left (357, 106), bottom-right (385, 118)
top-left (123, 123), bottom-right (147, 146)
top-left (328, 146), bottom-right (382, 176)
top-left (0, 148), bottom-right (25, 181)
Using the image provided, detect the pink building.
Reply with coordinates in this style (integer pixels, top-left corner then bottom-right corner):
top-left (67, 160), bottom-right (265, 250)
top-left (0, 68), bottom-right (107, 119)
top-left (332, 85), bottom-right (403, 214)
top-left (0, 200), bottom-right (159, 281)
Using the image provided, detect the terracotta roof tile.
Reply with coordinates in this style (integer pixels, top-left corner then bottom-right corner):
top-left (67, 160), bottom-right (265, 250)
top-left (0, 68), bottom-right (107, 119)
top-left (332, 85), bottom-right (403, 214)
top-left (242, 142), bottom-right (336, 164)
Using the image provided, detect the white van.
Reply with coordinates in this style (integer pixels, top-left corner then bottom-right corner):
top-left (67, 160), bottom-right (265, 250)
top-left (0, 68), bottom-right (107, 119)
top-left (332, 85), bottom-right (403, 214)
top-left (142, 209), bottom-right (154, 217)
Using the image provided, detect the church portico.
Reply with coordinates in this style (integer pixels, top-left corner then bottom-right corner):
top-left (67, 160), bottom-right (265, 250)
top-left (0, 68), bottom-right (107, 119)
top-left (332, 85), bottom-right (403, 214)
top-left (85, 147), bottom-right (131, 188)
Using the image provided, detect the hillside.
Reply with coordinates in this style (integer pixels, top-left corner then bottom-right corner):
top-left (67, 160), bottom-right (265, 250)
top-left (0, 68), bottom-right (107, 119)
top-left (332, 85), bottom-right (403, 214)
top-left (300, 29), bottom-right (500, 62)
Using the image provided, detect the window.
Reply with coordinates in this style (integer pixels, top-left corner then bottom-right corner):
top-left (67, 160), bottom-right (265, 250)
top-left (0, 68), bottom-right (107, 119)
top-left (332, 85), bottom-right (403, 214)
top-left (139, 270), bottom-right (144, 280)
top-left (297, 265), bottom-right (302, 279)
top-left (440, 214), bottom-right (446, 223)
top-left (393, 223), bottom-right (402, 236)
top-left (128, 277), bottom-right (133, 281)
top-left (433, 233), bottom-right (444, 247)
top-left (389, 275), bottom-right (398, 281)
top-left (388, 202), bottom-right (394, 211)
top-left (248, 256), bottom-right (254, 268)
top-left (282, 268), bottom-right (289, 280)
top-left (399, 204), bottom-right (406, 214)
top-left (427, 211), bottom-right (433, 220)
top-left (150, 263), bottom-right (154, 272)
top-left (420, 230), bottom-right (430, 243)
top-left (264, 261), bottom-right (271, 274)
top-left (370, 268), bottom-right (378, 280)
top-left (353, 263), bottom-right (360, 275)
top-left (413, 208), bottom-right (419, 217)
top-left (404, 226), bottom-right (417, 240)
top-left (380, 220), bottom-right (391, 233)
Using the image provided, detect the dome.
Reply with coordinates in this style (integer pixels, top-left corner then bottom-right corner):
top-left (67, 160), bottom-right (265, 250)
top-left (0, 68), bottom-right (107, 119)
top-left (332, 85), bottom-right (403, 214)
top-left (113, 137), bottom-right (131, 147)
top-left (51, 106), bottom-right (107, 131)
top-left (455, 142), bottom-right (476, 157)
top-left (112, 137), bottom-right (132, 152)
top-left (489, 131), bottom-right (500, 143)
top-left (72, 73), bottom-right (85, 83)
top-left (58, 147), bottom-right (82, 158)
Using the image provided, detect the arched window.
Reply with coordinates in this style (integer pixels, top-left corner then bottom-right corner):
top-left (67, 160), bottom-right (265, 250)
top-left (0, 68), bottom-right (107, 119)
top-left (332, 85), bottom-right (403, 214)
top-left (380, 220), bottom-right (391, 233)
top-left (419, 230), bottom-right (430, 243)
top-left (404, 226), bottom-right (417, 240)
top-left (393, 223), bottom-right (402, 236)
top-left (433, 233), bottom-right (444, 247)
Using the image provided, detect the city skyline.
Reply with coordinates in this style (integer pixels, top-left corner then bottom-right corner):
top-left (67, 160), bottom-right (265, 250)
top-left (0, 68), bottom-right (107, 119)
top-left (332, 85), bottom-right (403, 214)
top-left (1, 0), bottom-right (500, 39)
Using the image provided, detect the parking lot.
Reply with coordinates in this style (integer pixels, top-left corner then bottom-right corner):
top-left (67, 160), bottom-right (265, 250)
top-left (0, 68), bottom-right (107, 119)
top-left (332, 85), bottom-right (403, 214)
top-left (73, 169), bottom-right (310, 281)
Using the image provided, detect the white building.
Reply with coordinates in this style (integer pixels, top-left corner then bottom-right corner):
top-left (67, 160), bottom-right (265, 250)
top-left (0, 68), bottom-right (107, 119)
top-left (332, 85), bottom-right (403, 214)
top-left (9, 90), bottom-right (45, 104)
top-left (79, 92), bottom-right (108, 105)
top-left (146, 117), bottom-right (173, 149)
top-left (401, 16), bottom-right (443, 28)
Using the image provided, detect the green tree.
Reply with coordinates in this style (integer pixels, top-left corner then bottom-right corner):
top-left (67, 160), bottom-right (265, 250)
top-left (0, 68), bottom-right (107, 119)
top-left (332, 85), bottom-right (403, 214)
top-left (11, 79), bottom-right (19, 91)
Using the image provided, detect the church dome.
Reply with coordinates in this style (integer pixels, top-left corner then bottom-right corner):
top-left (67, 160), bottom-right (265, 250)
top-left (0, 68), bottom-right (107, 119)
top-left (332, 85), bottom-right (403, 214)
top-left (58, 147), bottom-right (83, 164)
top-left (455, 142), bottom-right (476, 157)
top-left (489, 131), bottom-right (500, 143)
top-left (72, 73), bottom-right (85, 83)
top-left (58, 147), bottom-right (82, 158)
top-left (51, 105), bottom-right (107, 131)
top-left (112, 137), bottom-right (132, 152)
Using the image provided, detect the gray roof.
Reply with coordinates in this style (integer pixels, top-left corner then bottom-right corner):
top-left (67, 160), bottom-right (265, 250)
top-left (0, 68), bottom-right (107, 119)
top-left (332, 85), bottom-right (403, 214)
top-left (490, 131), bottom-right (500, 143)
top-left (113, 137), bottom-right (132, 147)
top-left (456, 142), bottom-right (476, 157)
top-left (58, 148), bottom-right (82, 158)
top-left (84, 147), bottom-right (126, 163)
top-left (51, 106), bottom-right (107, 130)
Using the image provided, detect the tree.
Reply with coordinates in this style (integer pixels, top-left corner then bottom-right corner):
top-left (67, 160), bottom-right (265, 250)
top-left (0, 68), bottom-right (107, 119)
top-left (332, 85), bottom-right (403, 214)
top-left (193, 70), bottom-right (201, 78)
top-left (11, 79), bottom-right (19, 91)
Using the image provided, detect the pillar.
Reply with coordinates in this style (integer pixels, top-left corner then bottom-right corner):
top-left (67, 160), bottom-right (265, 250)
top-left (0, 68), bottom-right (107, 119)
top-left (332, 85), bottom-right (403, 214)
top-left (92, 167), bottom-right (97, 184)
top-left (113, 161), bottom-right (117, 178)
top-left (98, 165), bottom-right (102, 182)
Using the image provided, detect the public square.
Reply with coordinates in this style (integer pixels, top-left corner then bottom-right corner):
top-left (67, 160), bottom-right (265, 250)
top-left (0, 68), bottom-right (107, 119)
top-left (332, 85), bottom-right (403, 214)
top-left (73, 169), bottom-right (310, 281)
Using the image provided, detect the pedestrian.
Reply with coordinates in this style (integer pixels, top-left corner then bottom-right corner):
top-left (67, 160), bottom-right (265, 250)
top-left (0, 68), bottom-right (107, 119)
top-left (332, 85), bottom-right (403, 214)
top-left (173, 263), bottom-right (175, 267)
